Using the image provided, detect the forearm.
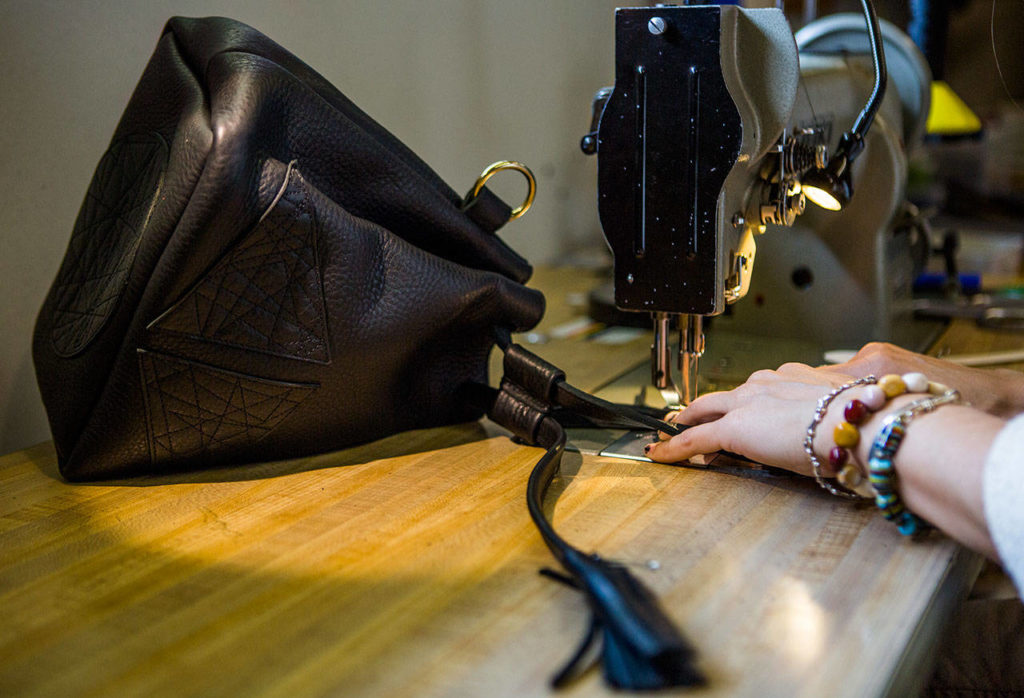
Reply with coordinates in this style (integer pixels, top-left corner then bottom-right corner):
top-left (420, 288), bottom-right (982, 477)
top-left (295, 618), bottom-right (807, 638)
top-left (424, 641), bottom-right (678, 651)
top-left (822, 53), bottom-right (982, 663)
top-left (981, 368), bottom-right (1024, 418)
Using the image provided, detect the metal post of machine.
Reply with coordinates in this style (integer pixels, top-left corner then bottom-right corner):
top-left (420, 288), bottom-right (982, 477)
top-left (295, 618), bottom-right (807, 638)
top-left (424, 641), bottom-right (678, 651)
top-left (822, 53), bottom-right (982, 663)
top-left (680, 314), bottom-right (704, 406)
top-left (652, 312), bottom-right (681, 408)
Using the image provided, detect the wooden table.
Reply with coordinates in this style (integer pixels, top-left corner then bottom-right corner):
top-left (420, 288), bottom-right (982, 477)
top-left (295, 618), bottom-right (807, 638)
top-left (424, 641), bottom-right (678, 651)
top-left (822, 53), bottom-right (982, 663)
top-left (2, 267), bottom-right (1013, 698)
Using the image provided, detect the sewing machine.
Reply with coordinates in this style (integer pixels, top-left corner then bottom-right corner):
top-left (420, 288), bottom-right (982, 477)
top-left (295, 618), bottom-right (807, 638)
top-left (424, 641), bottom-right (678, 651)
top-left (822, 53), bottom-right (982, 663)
top-left (582, 4), bottom-right (935, 407)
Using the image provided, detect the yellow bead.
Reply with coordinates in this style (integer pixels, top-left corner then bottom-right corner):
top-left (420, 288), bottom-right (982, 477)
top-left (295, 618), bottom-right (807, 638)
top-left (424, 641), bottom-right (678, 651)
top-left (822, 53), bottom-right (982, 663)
top-left (839, 464), bottom-right (875, 498)
top-left (833, 421), bottom-right (860, 448)
top-left (838, 463), bottom-right (863, 487)
top-left (878, 374), bottom-right (907, 398)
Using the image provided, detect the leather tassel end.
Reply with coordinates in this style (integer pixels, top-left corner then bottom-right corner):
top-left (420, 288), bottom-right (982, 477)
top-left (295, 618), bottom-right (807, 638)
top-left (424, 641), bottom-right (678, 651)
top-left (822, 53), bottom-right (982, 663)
top-left (554, 549), bottom-right (705, 690)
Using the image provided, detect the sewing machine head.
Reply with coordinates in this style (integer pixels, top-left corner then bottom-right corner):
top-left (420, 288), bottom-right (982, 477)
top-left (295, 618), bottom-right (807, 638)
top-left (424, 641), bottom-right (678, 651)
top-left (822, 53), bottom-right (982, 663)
top-left (583, 3), bottom-right (930, 407)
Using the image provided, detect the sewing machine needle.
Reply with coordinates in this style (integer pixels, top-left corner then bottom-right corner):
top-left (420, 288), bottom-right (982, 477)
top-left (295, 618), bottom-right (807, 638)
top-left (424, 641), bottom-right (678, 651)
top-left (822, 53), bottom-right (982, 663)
top-left (679, 314), bottom-right (704, 406)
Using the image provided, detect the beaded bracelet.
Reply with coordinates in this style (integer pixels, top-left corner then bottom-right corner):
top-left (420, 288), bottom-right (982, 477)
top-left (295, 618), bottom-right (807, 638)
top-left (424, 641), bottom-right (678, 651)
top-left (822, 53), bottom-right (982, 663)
top-left (830, 372), bottom-right (938, 498)
top-left (868, 388), bottom-right (962, 536)
top-left (805, 372), bottom-right (950, 500)
top-left (804, 376), bottom-right (877, 499)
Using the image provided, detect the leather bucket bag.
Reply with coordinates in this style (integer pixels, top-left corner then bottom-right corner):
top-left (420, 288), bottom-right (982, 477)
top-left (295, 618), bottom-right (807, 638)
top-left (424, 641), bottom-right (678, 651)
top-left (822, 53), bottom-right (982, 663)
top-left (33, 17), bottom-right (544, 482)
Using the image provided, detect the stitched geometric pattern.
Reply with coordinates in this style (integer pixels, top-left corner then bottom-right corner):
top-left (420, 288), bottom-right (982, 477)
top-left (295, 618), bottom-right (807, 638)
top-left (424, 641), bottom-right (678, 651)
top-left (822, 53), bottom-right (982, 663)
top-left (150, 168), bottom-right (331, 363)
top-left (51, 133), bottom-right (167, 357)
top-left (138, 349), bottom-right (317, 463)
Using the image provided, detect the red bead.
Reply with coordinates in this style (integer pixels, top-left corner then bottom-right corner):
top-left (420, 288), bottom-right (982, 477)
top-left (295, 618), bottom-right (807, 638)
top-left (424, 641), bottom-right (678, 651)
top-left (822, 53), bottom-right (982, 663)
top-left (828, 446), bottom-right (848, 468)
top-left (844, 399), bottom-right (870, 425)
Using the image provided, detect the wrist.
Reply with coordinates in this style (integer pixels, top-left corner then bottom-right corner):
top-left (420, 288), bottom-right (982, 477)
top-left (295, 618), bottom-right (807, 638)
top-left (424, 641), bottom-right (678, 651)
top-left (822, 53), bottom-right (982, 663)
top-left (850, 394), bottom-right (920, 465)
top-left (814, 375), bottom-right (956, 498)
top-left (806, 373), bottom-right (1000, 546)
top-left (805, 373), bottom-right (961, 507)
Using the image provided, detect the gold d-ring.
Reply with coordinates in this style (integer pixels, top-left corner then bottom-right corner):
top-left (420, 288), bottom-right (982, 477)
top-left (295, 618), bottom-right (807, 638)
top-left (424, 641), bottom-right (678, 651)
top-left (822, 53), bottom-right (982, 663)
top-left (470, 160), bottom-right (536, 220)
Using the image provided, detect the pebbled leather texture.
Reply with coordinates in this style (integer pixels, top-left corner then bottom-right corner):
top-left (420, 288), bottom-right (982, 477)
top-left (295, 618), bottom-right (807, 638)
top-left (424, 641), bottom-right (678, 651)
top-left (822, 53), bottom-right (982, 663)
top-left (33, 16), bottom-right (545, 480)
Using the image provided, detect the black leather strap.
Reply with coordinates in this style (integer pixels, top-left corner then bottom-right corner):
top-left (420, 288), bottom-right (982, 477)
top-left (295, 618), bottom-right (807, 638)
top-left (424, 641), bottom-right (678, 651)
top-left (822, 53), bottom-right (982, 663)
top-left (503, 343), bottom-right (565, 401)
top-left (461, 185), bottom-right (513, 234)
top-left (487, 341), bottom-right (702, 690)
top-left (490, 379), bottom-right (551, 445)
top-left (497, 336), bottom-right (682, 437)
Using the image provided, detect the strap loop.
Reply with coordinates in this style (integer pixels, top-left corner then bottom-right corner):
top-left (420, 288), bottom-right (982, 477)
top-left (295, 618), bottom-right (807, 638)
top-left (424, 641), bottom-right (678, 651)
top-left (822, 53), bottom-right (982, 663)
top-left (462, 186), bottom-right (513, 233)
top-left (504, 344), bottom-right (566, 402)
top-left (491, 379), bottom-right (550, 445)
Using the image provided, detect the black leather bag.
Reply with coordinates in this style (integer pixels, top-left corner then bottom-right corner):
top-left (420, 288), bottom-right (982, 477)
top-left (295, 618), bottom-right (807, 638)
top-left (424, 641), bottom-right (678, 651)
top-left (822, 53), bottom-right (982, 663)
top-left (34, 17), bottom-right (701, 690)
top-left (33, 16), bottom-right (544, 481)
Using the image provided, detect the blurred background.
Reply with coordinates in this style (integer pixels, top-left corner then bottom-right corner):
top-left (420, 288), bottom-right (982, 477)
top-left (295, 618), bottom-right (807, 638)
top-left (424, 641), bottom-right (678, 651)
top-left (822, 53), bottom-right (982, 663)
top-left (1, 0), bottom-right (1022, 454)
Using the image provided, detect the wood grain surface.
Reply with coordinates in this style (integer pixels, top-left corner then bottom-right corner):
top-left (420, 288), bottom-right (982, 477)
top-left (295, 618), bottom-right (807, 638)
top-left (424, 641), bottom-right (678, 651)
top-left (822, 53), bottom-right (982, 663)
top-left (1, 267), bottom-right (1005, 698)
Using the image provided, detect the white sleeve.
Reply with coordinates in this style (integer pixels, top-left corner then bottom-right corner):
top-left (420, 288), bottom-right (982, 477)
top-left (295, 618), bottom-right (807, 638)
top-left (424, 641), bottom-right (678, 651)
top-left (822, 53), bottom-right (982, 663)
top-left (983, 413), bottom-right (1024, 597)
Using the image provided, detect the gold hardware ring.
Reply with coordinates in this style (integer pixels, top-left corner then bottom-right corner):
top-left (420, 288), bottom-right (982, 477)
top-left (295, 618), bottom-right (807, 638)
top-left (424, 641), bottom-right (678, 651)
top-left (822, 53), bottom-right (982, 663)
top-left (469, 160), bottom-right (536, 221)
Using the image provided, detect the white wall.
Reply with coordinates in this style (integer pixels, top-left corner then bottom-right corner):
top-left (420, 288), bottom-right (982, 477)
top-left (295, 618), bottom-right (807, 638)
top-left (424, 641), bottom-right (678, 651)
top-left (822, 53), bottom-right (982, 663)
top-left (0, 0), bottom-right (622, 453)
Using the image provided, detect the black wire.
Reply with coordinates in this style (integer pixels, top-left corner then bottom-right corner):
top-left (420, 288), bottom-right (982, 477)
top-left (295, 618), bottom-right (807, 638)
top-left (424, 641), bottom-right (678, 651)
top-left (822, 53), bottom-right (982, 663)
top-left (849, 0), bottom-right (888, 146)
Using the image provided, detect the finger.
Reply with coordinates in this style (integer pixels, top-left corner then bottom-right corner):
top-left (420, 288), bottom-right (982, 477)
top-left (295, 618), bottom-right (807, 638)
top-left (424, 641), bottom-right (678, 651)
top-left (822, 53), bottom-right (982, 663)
top-left (745, 368), bottom-right (781, 384)
top-left (778, 363), bottom-right (860, 390)
top-left (775, 361), bottom-right (814, 375)
top-left (823, 342), bottom-right (895, 374)
top-left (820, 356), bottom-right (872, 375)
top-left (646, 422), bottom-right (726, 464)
top-left (744, 366), bottom-right (823, 389)
top-left (671, 390), bottom-right (734, 426)
top-left (659, 403), bottom-right (721, 440)
top-left (657, 411), bottom-right (680, 440)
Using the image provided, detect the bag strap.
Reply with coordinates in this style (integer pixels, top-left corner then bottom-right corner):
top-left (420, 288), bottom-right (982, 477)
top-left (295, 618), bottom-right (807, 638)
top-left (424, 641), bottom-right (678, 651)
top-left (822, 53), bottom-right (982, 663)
top-left (485, 330), bottom-right (704, 690)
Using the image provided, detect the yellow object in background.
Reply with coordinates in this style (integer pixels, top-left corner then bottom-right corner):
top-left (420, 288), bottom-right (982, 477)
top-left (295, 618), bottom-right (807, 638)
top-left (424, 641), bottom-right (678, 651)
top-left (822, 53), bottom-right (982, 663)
top-left (927, 80), bottom-right (983, 136)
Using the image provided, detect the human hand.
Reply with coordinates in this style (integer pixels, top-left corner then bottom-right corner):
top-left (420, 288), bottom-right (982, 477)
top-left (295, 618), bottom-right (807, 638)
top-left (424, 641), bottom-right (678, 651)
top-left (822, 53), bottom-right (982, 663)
top-left (646, 363), bottom-right (857, 474)
top-left (646, 353), bottom-right (1008, 562)
top-left (822, 342), bottom-right (1024, 417)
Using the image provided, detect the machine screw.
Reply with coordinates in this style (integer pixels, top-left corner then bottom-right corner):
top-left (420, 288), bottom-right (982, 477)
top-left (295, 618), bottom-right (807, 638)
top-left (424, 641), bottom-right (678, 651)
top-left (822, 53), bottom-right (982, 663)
top-left (648, 16), bottom-right (667, 35)
top-left (580, 133), bottom-right (597, 155)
